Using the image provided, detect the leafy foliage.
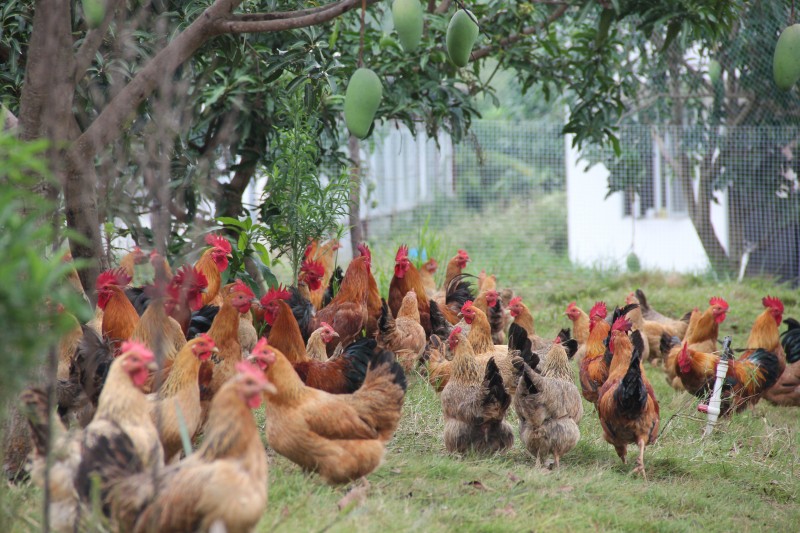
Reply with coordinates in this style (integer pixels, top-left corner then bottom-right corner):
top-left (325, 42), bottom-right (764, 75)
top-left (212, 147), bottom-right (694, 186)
top-left (0, 130), bottom-right (89, 408)
top-left (259, 85), bottom-right (350, 283)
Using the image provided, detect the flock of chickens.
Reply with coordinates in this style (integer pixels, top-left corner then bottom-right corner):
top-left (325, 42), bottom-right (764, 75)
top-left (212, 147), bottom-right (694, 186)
top-left (12, 235), bottom-right (800, 532)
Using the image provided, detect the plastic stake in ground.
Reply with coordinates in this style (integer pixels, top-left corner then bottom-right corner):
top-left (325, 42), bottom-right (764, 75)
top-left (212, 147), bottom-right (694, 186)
top-left (698, 336), bottom-right (732, 437)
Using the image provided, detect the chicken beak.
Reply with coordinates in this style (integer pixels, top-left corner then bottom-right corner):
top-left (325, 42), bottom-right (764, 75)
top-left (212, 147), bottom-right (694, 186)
top-left (146, 360), bottom-right (158, 372)
top-left (211, 347), bottom-right (220, 354)
top-left (261, 379), bottom-right (277, 394)
top-left (199, 287), bottom-right (208, 294)
top-left (251, 298), bottom-right (261, 307)
top-left (332, 331), bottom-right (340, 338)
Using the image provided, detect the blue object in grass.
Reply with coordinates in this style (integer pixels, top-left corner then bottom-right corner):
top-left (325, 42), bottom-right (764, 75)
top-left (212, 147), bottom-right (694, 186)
top-left (408, 247), bottom-right (428, 262)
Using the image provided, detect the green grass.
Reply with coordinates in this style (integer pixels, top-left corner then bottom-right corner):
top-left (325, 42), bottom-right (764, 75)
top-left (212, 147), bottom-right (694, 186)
top-left (5, 270), bottom-right (799, 532)
top-left (4, 195), bottom-right (800, 531)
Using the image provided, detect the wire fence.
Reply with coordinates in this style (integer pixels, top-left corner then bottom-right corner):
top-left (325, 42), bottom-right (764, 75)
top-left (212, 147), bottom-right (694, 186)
top-left (359, 120), bottom-right (800, 286)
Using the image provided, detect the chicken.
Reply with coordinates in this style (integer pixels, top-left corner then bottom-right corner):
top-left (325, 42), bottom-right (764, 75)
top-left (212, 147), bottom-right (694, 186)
top-left (251, 339), bottom-right (407, 484)
top-left (356, 243), bottom-right (383, 337)
top-left (565, 301), bottom-right (590, 346)
top-left (473, 288), bottom-right (506, 345)
top-left (440, 327), bottom-right (514, 454)
top-left (460, 301), bottom-right (541, 395)
top-left (425, 334), bottom-right (450, 392)
top-left (663, 297), bottom-right (729, 390)
top-left (195, 233), bottom-right (232, 307)
top-left (579, 306), bottom-right (632, 405)
top-left (441, 249), bottom-right (470, 294)
top-left (377, 292), bottom-right (426, 373)
top-left (389, 245), bottom-right (432, 335)
top-left (305, 238), bottom-right (341, 305)
top-left (625, 292), bottom-right (689, 363)
top-left (766, 318), bottom-right (800, 406)
top-left (97, 268), bottom-right (140, 345)
top-left (130, 261), bottom-right (187, 365)
top-left (165, 264), bottom-right (209, 336)
top-left (105, 360), bottom-right (273, 533)
top-left (148, 334), bottom-right (218, 460)
top-left (20, 342), bottom-right (163, 532)
top-left (634, 288), bottom-right (689, 338)
top-left (572, 301), bottom-right (608, 363)
top-left (513, 341), bottom-right (583, 468)
top-left (674, 341), bottom-right (780, 414)
top-left (262, 288), bottom-right (373, 394)
top-left (477, 269), bottom-right (497, 293)
top-left (313, 255), bottom-right (372, 354)
top-left (300, 256), bottom-right (327, 311)
top-left (509, 296), bottom-right (573, 352)
top-left (203, 280), bottom-right (255, 407)
top-left (306, 322), bottom-right (339, 361)
top-left (419, 257), bottom-right (439, 297)
top-left (597, 329), bottom-right (659, 478)
top-left (118, 246), bottom-right (148, 280)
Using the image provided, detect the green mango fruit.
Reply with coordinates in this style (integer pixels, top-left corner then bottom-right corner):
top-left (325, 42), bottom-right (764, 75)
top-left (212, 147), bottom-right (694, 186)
top-left (82, 0), bottom-right (105, 29)
top-left (344, 68), bottom-right (383, 139)
top-left (708, 59), bottom-right (721, 84)
top-left (392, 0), bottom-right (423, 52)
top-left (446, 9), bottom-right (479, 68)
top-left (773, 24), bottom-right (800, 91)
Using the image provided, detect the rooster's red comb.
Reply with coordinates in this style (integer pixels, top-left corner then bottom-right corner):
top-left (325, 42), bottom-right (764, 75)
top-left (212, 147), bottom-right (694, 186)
top-left (449, 326), bottom-right (463, 339)
top-left (395, 245), bottom-right (409, 262)
top-left (709, 296), bottom-right (729, 310)
top-left (589, 301), bottom-right (608, 320)
top-left (611, 315), bottom-right (632, 333)
top-left (196, 333), bottom-right (215, 346)
top-left (762, 296), bottom-right (784, 313)
top-left (119, 340), bottom-right (154, 362)
top-left (230, 279), bottom-right (255, 299)
top-left (460, 300), bottom-right (474, 313)
top-left (97, 268), bottom-right (132, 289)
top-left (253, 337), bottom-right (270, 354)
top-left (457, 249), bottom-right (470, 261)
top-left (205, 234), bottom-right (232, 254)
top-left (357, 242), bottom-right (372, 260)
top-left (259, 284), bottom-right (291, 307)
top-left (171, 264), bottom-right (208, 291)
top-left (321, 321), bottom-right (335, 333)
top-left (566, 301), bottom-right (577, 311)
top-left (236, 360), bottom-right (268, 384)
top-left (509, 296), bottom-right (523, 307)
top-left (301, 259), bottom-right (325, 279)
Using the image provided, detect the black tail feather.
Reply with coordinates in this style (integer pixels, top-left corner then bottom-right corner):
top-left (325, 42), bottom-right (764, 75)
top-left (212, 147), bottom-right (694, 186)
top-left (124, 287), bottom-right (150, 316)
top-left (444, 273), bottom-right (476, 310)
top-left (378, 299), bottom-right (393, 335)
top-left (369, 349), bottom-right (408, 392)
top-left (288, 286), bottom-right (315, 342)
top-left (562, 338), bottom-right (579, 360)
top-left (614, 330), bottom-right (648, 417)
top-left (660, 332), bottom-right (680, 357)
top-left (482, 358), bottom-right (511, 410)
top-left (428, 300), bottom-right (452, 339)
top-left (507, 323), bottom-right (529, 352)
top-left (781, 318), bottom-right (800, 364)
top-left (322, 266), bottom-right (344, 308)
top-left (634, 289), bottom-right (650, 313)
top-left (342, 338), bottom-right (378, 393)
top-left (187, 304), bottom-right (219, 339)
top-left (556, 328), bottom-right (571, 343)
top-left (73, 325), bottom-right (115, 408)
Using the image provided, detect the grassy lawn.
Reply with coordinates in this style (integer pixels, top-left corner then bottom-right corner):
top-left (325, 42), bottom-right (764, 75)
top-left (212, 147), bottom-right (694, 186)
top-left (3, 199), bottom-right (799, 532)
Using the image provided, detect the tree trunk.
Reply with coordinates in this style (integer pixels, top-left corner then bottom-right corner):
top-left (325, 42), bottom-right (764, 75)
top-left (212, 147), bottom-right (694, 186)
top-left (347, 134), bottom-right (363, 256)
top-left (666, 51), bottom-right (734, 275)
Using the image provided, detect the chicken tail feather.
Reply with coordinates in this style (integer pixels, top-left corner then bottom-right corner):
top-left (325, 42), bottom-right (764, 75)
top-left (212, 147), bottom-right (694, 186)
top-left (614, 331), bottom-right (648, 417)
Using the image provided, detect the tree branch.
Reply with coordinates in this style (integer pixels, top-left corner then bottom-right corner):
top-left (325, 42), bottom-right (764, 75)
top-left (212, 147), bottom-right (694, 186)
top-left (229, 4), bottom-right (342, 21)
top-left (72, 0), bottom-right (126, 85)
top-left (215, 0), bottom-right (378, 34)
top-left (470, 4), bottom-right (569, 61)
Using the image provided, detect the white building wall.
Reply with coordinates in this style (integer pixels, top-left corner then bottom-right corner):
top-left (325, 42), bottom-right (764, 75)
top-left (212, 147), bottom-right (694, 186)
top-left (566, 136), bottom-right (729, 272)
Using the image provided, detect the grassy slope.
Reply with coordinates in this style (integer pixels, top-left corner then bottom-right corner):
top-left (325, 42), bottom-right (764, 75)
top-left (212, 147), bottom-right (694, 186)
top-left (5, 201), bottom-right (800, 532)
